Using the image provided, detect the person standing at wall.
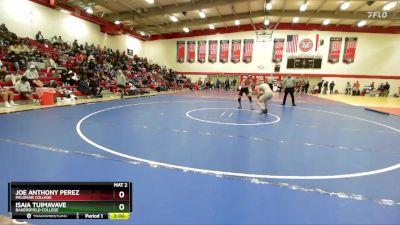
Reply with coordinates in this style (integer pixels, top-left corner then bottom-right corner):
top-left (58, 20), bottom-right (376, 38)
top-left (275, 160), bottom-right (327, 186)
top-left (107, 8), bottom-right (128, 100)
top-left (224, 78), bottom-right (230, 91)
top-left (281, 76), bottom-right (296, 106)
top-left (232, 78), bottom-right (237, 87)
top-left (317, 80), bottom-right (324, 94)
top-left (216, 79), bottom-right (221, 90)
top-left (345, 82), bottom-right (352, 95)
top-left (329, 81), bottom-right (335, 94)
top-left (304, 81), bottom-right (310, 94)
top-left (323, 81), bottom-right (329, 95)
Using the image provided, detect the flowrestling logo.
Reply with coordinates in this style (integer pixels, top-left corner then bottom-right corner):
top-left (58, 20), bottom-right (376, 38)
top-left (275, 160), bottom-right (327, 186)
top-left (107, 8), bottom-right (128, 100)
top-left (367, 11), bottom-right (388, 19)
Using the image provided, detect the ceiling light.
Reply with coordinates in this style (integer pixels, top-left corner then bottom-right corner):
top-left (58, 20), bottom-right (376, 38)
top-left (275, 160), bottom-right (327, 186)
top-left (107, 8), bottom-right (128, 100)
top-left (340, 1), bottom-right (351, 10)
top-left (300, 2), bottom-right (307, 11)
top-left (60, 9), bottom-right (70, 14)
top-left (114, 20), bottom-right (120, 25)
top-left (209, 24), bottom-right (215, 29)
top-left (183, 27), bottom-right (190, 33)
top-left (293, 17), bottom-right (299, 23)
top-left (266, 2), bottom-right (272, 10)
top-left (383, 2), bottom-right (397, 11)
top-left (264, 18), bottom-right (270, 25)
top-left (145, 0), bottom-right (155, 4)
top-left (322, 19), bottom-right (330, 25)
top-left (199, 11), bottom-right (206, 18)
top-left (170, 15), bottom-right (178, 22)
top-left (85, 7), bottom-right (93, 14)
top-left (234, 20), bottom-right (240, 25)
top-left (357, 20), bottom-right (366, 27)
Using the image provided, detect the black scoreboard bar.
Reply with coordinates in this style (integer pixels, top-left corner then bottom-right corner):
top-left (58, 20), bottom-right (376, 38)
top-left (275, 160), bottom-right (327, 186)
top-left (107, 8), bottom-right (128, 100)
top-left (8, 182), bottom-right (132, 220)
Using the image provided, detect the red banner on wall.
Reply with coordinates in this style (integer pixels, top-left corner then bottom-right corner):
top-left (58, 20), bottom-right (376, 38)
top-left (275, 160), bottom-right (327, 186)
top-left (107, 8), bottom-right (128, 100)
top-left (328, 37), bottom-right (342, 64)
top-left (220, 40), bottom-right (229, 63)
top-left (231, 40), bottom-right (241, 63)
top-left (208, 40), bottom-right (218, 63)
top-left (272, 38), bottom-right (285, 63)
top-left (187, 41), bottom-right (196, 63)
top-left (343, 37), bottom-right (357, 64)
top-left (197, 40), bottom-right (206, 63)
top-left (176, 41), bottom-right (185, 63)
top-left (242, 39), bottom-right (254, 63)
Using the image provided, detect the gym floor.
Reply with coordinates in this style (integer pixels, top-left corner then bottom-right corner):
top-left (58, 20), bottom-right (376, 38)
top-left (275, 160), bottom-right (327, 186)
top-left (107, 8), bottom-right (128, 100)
top-left (1, 91), bottom-right (399, 224)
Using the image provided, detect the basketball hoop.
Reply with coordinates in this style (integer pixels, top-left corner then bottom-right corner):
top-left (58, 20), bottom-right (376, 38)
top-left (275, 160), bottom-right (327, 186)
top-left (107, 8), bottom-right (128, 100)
top-left (256, 29), bottom-right (273, 42)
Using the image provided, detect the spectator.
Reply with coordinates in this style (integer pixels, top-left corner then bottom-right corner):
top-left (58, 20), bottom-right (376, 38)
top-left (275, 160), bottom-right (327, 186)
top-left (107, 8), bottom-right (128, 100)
top-left (317, 80), bottom-right (324, 94)
top-left (75, 52), bottom-right (84, 65)
top-left (304, 81), bottom-right (310, 94)
top-left (88, 58), bottom-right (96, 71)
top-left (17, 41), bottom-right (31, 54)
top-left (370, 82), bottom-right (375, 90)
top-left (57, 36), bottom-right (63, 44)
top-left (383, 82), bottom-right (390, 97)
top-left (89, 75), bottom-right (103, 97)
top-left (35, 31), bottom-right (45, 43)
top-left (345, 82), bottom-right (352, 95)
top-left (46, 56), bottom-right (57, 71)
top-left (295, 81), bottom-right (302, 94)
top-left (323, 81), bottom-right (328, 95)
top-left (61, 70), bottom-right (76, 86)
top-left (1, 85), bottom-right (18, 108)
top-left (8, 41), bottom-right (18, 53)
top-left (87, 54), bottom-right (95, 62)
top-left (15, 76), bottom-right (36, 103)
top-left (7, 51), bottom-right (20, 71)
top-left (24, 65), bottom-right (43, 87)
top-left (232, 78), bottom-right (237, 87)
top-left (197, 78), bottom-right (202, 87)
top-left (51, 35), bottom-right (58, 44)
top-left (224, 78), bottom-right (230, 91)
top-left (215, 79), bottom-right (220, 89)
top-left (0, 59), bottom-right (2, 80)
top-left (78, 78), bottom-right (94, 97)
top-left (352, 81), bottom-right (360, 96)
top-left (329, 81), bottom-right (335, 94)
top-left (116, 70), bottom-right (126, 99)
top-left (312, 85), bottom-right (319, 94)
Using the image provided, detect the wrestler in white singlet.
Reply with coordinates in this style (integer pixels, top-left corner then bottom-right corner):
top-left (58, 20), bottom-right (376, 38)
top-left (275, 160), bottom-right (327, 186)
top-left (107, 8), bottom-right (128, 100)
top-left (255, 83), bottom-right (273, 114)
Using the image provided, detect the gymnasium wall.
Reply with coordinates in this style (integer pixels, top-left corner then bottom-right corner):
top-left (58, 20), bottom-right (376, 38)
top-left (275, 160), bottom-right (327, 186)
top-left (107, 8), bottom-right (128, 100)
top-left (0, 0), bottom-right (143, 55)
top-left (1, 0), bottom-right (399, 94)
top-left (143, 30), bottom-right (400, 94)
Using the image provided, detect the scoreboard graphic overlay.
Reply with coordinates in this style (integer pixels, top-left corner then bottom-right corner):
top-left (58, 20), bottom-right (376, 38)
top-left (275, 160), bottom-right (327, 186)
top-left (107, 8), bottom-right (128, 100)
top-left (8, 182), bottom-right (132, 220)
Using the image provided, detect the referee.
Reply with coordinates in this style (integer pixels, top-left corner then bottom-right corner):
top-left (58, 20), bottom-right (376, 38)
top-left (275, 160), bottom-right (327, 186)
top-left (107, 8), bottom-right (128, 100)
top-left (281, 76), bottom-right (296, 106)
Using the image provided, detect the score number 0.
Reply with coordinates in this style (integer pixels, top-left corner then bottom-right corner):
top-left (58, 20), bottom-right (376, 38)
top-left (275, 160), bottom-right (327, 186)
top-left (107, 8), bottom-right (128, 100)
top-left (118, 191), bottom-right (125, 211)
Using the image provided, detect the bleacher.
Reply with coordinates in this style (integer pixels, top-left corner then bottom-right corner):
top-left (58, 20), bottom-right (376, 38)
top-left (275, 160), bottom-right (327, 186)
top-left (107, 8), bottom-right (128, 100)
top-left (0, 23), bottom-right (180, 105)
